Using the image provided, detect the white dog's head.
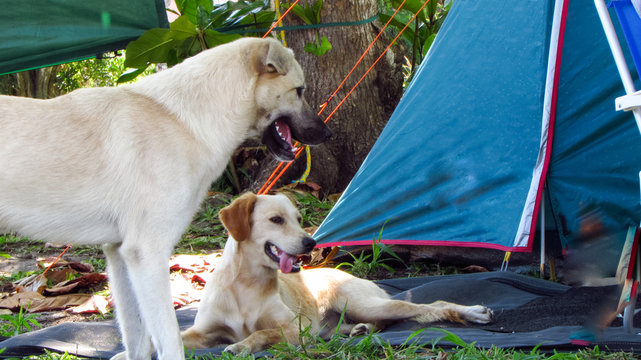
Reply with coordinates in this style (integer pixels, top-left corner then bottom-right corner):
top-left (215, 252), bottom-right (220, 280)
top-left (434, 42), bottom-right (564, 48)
top-left (219, 192), bottom-right (316, 273)
top-left (248, 38), bottom-right (332, 161)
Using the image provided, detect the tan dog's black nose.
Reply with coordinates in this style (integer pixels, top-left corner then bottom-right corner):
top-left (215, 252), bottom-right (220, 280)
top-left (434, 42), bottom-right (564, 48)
top-left (302, 237), bottom-right (316, 253)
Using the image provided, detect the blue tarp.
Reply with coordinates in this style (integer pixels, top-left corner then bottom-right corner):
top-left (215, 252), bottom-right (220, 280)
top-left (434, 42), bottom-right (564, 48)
top-left (315, 0), bottom-right (641, 254)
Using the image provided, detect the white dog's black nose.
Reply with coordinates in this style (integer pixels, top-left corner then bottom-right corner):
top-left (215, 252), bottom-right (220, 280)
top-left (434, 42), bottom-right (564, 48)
top-left (302, 237), bottom-right (316, 253)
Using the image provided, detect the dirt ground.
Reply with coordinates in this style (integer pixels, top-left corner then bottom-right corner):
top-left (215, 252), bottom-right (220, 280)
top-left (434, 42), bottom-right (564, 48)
top-left (0, 245), bottom-right (224, 331)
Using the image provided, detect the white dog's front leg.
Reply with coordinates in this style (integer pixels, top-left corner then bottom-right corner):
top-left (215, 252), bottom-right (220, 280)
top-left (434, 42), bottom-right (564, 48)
top-left (118, 242), bottom-right (185, 360)
top-left (104, 244), bottom-right (154, 360)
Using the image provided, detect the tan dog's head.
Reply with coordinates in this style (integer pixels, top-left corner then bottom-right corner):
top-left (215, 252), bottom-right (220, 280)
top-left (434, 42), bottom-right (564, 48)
top-left (249, 38), bottom-right (332, 161)
top-left (219, 192), bottom-right (316, 273)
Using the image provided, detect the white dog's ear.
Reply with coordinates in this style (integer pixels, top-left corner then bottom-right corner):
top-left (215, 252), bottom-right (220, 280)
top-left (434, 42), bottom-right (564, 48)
top-left (256, 39), bottom-right (291, 75)
top-left (220, 193), bottom-right (258, 242)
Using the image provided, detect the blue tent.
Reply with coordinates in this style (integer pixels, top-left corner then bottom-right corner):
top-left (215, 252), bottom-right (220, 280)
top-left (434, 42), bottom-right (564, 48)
top-left (314, 0), bottom-right (641, 256)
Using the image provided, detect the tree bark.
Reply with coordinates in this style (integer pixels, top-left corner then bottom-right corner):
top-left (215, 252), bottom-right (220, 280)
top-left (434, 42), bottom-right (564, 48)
top-left (0, 67), bottom-right (59, 98)
top-left (253, 0), bottom-right (405, 195)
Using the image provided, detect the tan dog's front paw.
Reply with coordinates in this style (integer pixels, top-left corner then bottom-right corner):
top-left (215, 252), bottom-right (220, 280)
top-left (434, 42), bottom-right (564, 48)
top-left (349, 323), bottom-right (373, 337)
top-left (463, 305), bottom-right (493, 324)
top-left (224, 342), bottom-right (251, 355)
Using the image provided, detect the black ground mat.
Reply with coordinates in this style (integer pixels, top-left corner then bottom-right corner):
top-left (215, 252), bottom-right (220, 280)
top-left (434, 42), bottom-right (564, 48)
top-left (2, 271), bottom-right (641, 358)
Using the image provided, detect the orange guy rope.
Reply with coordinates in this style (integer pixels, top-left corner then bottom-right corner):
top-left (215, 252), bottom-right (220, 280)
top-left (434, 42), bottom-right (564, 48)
top-left (258, 0), bottom-right (430, 195)
top-left (43, 244), bottom-right (71, 275)
top-left (262, 0), bottom-right (301, 39)
top-left (258, 0), bottom-right (412, 194)
top-left (318, 0), bottom-right (409, 110)
top-left (260, 1), bottom-right (410, 194)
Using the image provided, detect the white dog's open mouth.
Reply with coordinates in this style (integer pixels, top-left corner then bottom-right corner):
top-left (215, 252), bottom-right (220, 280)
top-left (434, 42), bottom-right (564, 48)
top-left (265, 241), bottom-right (303, 273)
top-left (261, 118), bottom-right (298, 162)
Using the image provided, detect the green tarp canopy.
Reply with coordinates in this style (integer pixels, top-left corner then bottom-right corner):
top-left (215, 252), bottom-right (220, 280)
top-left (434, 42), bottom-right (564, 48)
top-left (0, 0), bottom-right (168, 75)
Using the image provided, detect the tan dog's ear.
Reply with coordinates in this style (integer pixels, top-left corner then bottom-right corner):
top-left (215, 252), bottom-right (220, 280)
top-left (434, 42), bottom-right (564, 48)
top-left (219, 193), bottom-right (258, 242)
top-left (255, 39), bottom-right (291, 75)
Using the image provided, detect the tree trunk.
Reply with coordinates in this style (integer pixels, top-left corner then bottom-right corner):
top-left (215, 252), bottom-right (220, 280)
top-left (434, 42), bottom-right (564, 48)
top-left (0, 67), bottom-right (59, 98)
top-left (254, 0), bottom-right (405, 195)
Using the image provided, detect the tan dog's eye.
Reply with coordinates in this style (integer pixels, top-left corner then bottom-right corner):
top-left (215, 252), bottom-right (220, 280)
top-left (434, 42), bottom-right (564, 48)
top-left (270, 216), bottom-right (284, 225)
top-left (296, 87), bottom-right (304, 97)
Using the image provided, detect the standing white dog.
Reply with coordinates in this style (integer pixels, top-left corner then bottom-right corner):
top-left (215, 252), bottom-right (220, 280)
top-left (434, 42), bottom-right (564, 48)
top-left (0, 37), bottom-right (330, 360)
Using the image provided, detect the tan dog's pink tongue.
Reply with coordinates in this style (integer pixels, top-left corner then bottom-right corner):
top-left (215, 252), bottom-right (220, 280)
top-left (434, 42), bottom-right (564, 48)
top-left (280, 253), bottom-right (295, 273)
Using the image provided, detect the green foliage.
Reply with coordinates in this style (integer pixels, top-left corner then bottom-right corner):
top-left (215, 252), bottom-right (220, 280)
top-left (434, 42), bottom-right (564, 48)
top-left (287, 191), bottom-right (335, 227)
top-left (336, 222), bottom-right (405, 278)
top-left (0, 233), bottom-right (27, 245)
top-left (379, 0), bottom-right (452, 83)
top-left (0, 306), bottom-right (41, 337)
top-left (55, 57), bottom-right (129, 93)
top-left (119, 0), bottom-right (276, 82)
top-left (177, 197), bottom-right (231, 253)
top-left (12, 349), bottom-right (87, 360)
top-left (0, 270), bottom-right (38, 285)
top-left (283, 0), bottom-right (332, 56)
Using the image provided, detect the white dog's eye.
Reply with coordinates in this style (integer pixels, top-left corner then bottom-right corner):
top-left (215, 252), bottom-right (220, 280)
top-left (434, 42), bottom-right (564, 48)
top-left (296, 87), bottom-right (304, 97)
top-left (270, 216), bottom-right (284, 225)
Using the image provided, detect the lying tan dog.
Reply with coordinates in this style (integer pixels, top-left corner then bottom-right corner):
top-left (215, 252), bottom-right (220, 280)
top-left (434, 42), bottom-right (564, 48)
top-left (0, 38), bottom-right (330, 360)
top-left (182, 193), bottom-right (493, 354)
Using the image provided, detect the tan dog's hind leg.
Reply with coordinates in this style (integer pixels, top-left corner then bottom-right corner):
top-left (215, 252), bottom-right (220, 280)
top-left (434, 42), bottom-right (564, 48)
top-left (344, 297), bottom-right (493, 326)
top-left (329, 274), bottom-right (492, 327)
top-left (412, 300), bottom-right (493, 324)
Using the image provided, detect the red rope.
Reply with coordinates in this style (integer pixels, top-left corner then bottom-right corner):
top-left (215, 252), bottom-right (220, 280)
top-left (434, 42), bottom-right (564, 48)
top-left (258, 0), bottom-right (431, 194)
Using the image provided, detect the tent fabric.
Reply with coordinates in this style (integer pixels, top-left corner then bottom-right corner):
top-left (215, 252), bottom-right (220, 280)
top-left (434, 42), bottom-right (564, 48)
top-left (314, 0), bottom-right (641, 254)
top-left (0, 0), bottom-right (168, 75)
top-left (2, 272), bottom-right (641, 357)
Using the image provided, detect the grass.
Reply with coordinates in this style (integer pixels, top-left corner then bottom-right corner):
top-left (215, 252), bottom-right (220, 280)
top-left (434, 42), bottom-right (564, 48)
top-left (0, 193), bottom-right (639, 359)
top-left (4, 326), bottom-right (636, 359)
top-left (0, 306), bottom-right (41, 337)
top-left (335, 222), bottom-right (406, 279)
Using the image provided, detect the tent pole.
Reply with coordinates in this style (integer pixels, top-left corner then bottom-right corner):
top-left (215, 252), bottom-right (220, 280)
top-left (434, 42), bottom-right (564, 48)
top-left (594, 0), bottom-right (641, 134)
top-left (595, 0), bottom-right (641, 330)
top-left (540, 193), bottom-right (546, 278)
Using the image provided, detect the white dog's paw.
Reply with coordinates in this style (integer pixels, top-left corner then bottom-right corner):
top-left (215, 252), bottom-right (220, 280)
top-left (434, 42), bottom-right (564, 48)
top-left (109, 351), bottom-right (127, 360)
top-left (462, 305), bottom-right (493, 324)
top-left (224, 342), bottom-right (251, 355)
top-left (349, 323), bottom-right (373, 337)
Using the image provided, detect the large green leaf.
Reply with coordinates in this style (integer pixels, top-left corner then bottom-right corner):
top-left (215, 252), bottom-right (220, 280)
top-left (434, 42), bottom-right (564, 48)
top-left (304, 35), bottom-right (331, 56)
top-left (379, 13), bottom-right (416, 44)
top-left (422, 33), bottom-right (436, 56)
top-left (289, 4), bottom-right (313, 24)
top-left (180, 0), bottom-right (215, 24)
top-left (392, 0), bottom-right (427, 23)
top-left (170, 15), bottom-right (198, 41)
top-left (117, 66), bottom-right (149, 83)
top-left (196, 5), bottom-right (210, 29)
top-left (312, 0), bottom-right (322, 24)
top-left (204, 29), bottom-right (242, 48)
top-left (123, 28), bottom-right (175, 68)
